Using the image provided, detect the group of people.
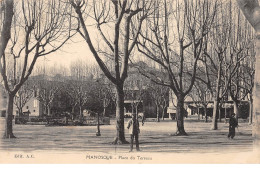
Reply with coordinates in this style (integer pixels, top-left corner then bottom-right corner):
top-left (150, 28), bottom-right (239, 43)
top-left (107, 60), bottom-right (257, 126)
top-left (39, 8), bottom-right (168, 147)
top-left (126, 112), bottom-right (239, 152)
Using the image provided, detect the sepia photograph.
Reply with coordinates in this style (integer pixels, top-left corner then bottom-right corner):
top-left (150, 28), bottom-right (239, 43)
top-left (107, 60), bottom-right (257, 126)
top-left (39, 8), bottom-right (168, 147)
top-left (0, 0), bottom-right (260, 164)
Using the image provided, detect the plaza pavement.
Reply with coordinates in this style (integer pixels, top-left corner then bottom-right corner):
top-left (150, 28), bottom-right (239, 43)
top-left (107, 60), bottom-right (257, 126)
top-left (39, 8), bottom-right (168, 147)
top-left (0, 116), bottom-right (258, 163)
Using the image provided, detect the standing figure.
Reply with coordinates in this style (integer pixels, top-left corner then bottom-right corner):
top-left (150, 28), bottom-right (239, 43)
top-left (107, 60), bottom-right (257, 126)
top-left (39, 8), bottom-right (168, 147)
top-left (127, 113), bottom-right (140, 152)
top-left (228, 113), bottom-right (238, 139)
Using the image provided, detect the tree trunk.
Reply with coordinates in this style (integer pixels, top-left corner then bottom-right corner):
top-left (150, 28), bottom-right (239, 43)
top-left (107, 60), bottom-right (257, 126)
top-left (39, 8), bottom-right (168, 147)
top-left (201, 108), bottom-right (204, 119)
top-left (224, 103), bottom-right (227, 123)
top-left (218, 104), bottom-right (222, 122)
top-left (96, 112), bottom-right (101, 136)
top-left (112, 84), bottom-right (128, 144)
top-left (197, 107), bottom-right (200, 120)
top-left (156, 105), bottom-right (160, 122)
top-left (211, 56), bottom-right (222, 129)
top-left (3, 93), bottom-right (16, 138)
top-left (79, 105), bottom-right (84, 123)
top-left (249, 99), bottom-right (253, 125)
top-left (44, 105), bottom-right (48, 116)
top-left (131, 103), bottom-right (134, 115)
top-left (18, 108), bottom-right (23, 117)
top-left (204, 105), bottom-right (208, 123)
top-left (175, 95), bottom-right (187, 136)
top-left (103, 106), bottom-right (106, 117)
top-left (72, 106), bottom-right (75, 120)
top-left (233, 100), bottom-right (240, 121)
top-left (211, 99), bottom-right (218, 130)
top-left (79, 105), bottom-right (82, 117)
top-left (47, 105), bottom-right (51, 117)
top-left (162, 106), bottom-right (165, 120)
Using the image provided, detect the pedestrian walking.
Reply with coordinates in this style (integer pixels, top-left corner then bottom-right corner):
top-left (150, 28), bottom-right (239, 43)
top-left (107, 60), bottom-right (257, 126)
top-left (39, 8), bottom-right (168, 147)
top-left (127, 113), bottom-right (140, 152)
top-left (228, 113), bottom-right (238, 139)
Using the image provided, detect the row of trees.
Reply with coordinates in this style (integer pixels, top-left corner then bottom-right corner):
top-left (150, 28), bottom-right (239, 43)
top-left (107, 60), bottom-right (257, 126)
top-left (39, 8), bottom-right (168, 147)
top-left (0, 0), bottom-right (258, 146)
top-left (12, 62), bottom-right (112, 118)
top-left (14, 60), bottom-right (170, 121)
top-left (69, 0), bottom-right (256, 140)
top-left (236, 0), bottom-right (260, 148)
top-left (188, 0), bottom-right (255, 126)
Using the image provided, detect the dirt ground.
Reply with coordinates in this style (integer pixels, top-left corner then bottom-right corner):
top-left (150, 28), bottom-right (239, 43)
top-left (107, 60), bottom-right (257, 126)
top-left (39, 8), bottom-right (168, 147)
top-left (0, 116), bottom-right (258, 163)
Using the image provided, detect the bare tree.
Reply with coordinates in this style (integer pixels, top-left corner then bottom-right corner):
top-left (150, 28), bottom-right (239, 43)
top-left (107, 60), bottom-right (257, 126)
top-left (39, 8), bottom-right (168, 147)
top-left (95, 79), bottom-right (114, 117)
top-left (137, 0), bottom-right (217, 135)
top-left (237, 0), bottom-right (260, 147)
top-left (199, 1), bottom-right (252, 129)
top-left (147, 82), bottom-right (168, 122)
top-left (70, 0), bottom-right (152, 144)
top-left (66, 60), bottom-right (95, 119)
top-left (0, 0), bottom-right (14, 138)
top-left (0, 0), bottom-right (75, 138)
top-left (194, 48), bottom-right (215, 123)
top-left (93, 79), bottom-right (115, 136)
top-left (70, 59), bottom-right (90, 80)
top-left (204, 0), bottom-right (232, 130)
top-left (14, 82), bottom-right (33, 116)
top-left (225, 4), bottom-right (254, 122)
top-left (189, 81), bottom-right (211, 121)
top-left (240, 50), bottom-right (255, 124)
top-left (36, 79), bottom-right (62, 117)
top-left (160, 87), bottom-right (169, 121)
top-left (124, 72), bottom-right (146, 119)
top-left (66, 80), bottom-right (90, 119)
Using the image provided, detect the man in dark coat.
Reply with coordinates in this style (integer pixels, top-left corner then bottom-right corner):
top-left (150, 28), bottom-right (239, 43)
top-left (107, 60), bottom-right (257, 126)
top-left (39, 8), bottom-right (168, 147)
top-left (127, 113), bottom-right (140, 152)
top-left (228, 113), bottom-right (238, 139)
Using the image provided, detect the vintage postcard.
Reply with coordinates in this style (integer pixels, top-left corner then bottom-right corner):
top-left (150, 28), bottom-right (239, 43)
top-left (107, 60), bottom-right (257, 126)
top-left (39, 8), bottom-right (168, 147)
top-left (0, 0), bottom-right (260, 164)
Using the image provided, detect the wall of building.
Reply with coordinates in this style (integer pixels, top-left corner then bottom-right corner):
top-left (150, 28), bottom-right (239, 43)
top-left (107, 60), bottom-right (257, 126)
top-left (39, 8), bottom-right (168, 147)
top-left (22, 97), bottom-right (43, 117)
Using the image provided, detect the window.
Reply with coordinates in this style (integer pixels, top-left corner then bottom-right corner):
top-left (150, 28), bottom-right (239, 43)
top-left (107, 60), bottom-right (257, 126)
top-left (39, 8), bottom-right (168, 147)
top-left (34, 100), bottom-right (38, 108)
top-left (26, 106), bottom-right (29, 109)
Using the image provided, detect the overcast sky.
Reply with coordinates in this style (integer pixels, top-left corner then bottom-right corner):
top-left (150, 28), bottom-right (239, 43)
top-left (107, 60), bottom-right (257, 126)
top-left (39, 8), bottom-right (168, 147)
top-left (37, 34), bottom-right (96, 68)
